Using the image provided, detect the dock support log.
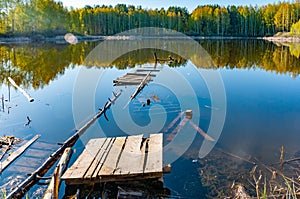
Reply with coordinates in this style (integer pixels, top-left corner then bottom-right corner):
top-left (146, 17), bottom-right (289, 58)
top-left (6, 92), bottom-right (121, 199)
top-left (8, 77), bottom-right (34, 102)
top-left (1, 94), bottom-right (4, 111)
top-left (43, 147), bottom-right (72, 199)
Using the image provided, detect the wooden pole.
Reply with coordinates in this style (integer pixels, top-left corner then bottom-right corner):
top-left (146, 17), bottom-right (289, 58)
top-left (53, 165), bottom-right (59, 199)
top-left (153, 52), bottom-right (158, 62)
top-left (1, 94), bottom-right (4, 112)
top-left (7, 77), bottom-right (34, 102)
top-left (6, 92), bottom-right (121, 199)
top-left (43, 147), bottom-right (72, 199)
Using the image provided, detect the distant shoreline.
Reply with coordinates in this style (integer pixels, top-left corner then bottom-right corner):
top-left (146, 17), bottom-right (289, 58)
top-left (0, 35), bottom-right (262, 44)
top-left (1, 35), bottom-right (299, 44)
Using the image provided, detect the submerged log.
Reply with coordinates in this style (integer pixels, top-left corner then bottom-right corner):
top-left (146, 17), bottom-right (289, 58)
top-left (8, 77), bottom-right (34, 102)
top-left (163, 112), bottom-right (184, 132)
top-left (1, 135), bottom-right (40, 172)
top-left (6, 91), bottom-right (121, 199)
top-left (189, 121), bottom-right (215, 142)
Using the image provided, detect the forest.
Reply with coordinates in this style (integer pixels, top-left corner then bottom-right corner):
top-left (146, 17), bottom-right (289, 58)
top-left (1, 0), bottom-right (300, 37)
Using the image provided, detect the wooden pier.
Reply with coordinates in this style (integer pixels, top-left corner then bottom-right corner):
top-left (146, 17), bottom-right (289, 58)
top-left (62, 133), bottom-right (164, 185)
top-left (113, 66), bottom-right (161, 86)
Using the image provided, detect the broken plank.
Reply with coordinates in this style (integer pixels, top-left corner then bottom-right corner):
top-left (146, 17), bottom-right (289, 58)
top-left (136, 69), bottom-right (160, 72)
top-left (84, 138), bottom-right (114, 179)
top-left (126, 73), bottom-right (156, 77)
top-left (116, 77), bottom-right (147, 82)
top-left (114, 80), bottom-right (152, 85)
top-left (171, 117), bottom-right (189, 134)
top-left (145, 134), bottom-right (163, 174)
top-left (43, 147), bottom-right (72, 199)
top-left (116, 134), bottom-right (145, 175)
top-left (163, 112), bottom-right (184, 132)
top-left (97, 136), bottom-right (126, 177)
top-left (0, 134), bottom-right (40, 172)
top-left (62, 138), bottom-right (106, 180)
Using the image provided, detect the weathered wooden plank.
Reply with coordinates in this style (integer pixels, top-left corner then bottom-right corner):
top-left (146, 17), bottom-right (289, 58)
top-left (1, 134), bottom-right (40, 172)
top-left (97, 136), bottom-right (126, 177)
top-left (84, 137), bottom-right (114, 179)
top-left (116, 134), bottom-right (145, 175)
top-left (115, 76), bottom-right (152, 81)
top-left (43, 147), bottom-right (72, 199)
top-left (163, 111), bottom-right (184, 132)
top-left (62, 138), bottom-right (106, 180)
top-left (113, 80), bottom-right (152, 85)
top-left (115, 77), bottom-right (146, 82)
top-left (145, 134), bottom-right (163, 174)
top-left (172, 117), bottom-right (189, 133)
top-left (136, 69), bottom-right (160, 72)
top-left (126, 73), bottom-right (156, 77)
top-left (189, 121), bottom-right (215, 141)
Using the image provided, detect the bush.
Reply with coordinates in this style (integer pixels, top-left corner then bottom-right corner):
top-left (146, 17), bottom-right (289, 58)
top-left (291, 20), bottom-right (300, 35)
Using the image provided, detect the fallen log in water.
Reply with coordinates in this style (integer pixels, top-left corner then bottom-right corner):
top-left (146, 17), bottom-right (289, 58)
top-left (8, 77), bottom-right (34, 102)
top-left (43, 147), bottom-right (72, 199)
top-left (189, 121), bottom-right (215, 142)
top-left (6, 91), bottom-right (121, 199)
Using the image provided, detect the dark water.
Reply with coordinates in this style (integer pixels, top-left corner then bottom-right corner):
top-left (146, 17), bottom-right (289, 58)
top-left (0, 39), bottom-right (300, 198)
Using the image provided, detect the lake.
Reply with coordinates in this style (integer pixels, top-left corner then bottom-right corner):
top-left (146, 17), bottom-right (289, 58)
top-left (0, 38), bottom-right (300, 198)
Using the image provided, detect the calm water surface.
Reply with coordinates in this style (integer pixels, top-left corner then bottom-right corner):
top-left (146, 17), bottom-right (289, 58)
top-left (0, 39), bottom-right (300, 198)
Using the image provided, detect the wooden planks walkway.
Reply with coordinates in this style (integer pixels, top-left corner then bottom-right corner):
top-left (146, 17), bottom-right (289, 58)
top-left (62, 133), bottom-right (163, 185)
top-left (113, 66), bottom-right (161, 86)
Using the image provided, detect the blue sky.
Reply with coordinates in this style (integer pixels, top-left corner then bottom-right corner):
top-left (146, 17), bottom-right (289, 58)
top-left (59, 0), bottom-right (278, 12)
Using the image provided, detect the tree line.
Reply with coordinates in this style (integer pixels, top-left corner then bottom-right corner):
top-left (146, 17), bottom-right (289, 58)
top-left (2, 0), bottom-right (300, 36)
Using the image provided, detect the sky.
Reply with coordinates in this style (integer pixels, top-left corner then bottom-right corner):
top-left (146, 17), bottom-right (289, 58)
top-left (58, 0), bottom-right (278, 12)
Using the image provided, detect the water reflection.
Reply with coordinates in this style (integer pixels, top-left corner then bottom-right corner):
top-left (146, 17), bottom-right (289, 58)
top-left (1, 39), bottom-right (300, 90)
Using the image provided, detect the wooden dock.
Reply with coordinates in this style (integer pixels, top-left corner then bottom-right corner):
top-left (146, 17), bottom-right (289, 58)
top-left (62, 133), bottom-right (164, 185)
top-left (113, 66), bottom-right (161, 86)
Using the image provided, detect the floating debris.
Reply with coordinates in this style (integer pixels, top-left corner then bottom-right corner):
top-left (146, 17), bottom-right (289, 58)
top-left (204, 105), bottom-right (219, 111)
top-left (24, 116), bottom-right (32, 126)
top-left (8, 77), bottom-right (34, 102)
